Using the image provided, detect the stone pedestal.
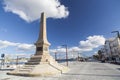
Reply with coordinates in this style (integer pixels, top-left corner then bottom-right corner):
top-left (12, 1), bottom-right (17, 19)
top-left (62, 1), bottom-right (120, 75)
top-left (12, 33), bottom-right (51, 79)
top-left (7, 54), bottom-right (69, 76)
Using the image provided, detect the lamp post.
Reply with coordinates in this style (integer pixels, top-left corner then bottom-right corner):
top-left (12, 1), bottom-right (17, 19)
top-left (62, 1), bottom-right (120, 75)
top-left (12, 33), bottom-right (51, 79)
top-left (77, 53), bottom-right (80, 61)
top-left (16, 56), bottom-right (18, 66)
top-left (111, 31), bottom-right (120, 39)
top-left (1, 53), bottom-right (5, 68)
top-left (62, 45), bottom-right (68, 66)
top-left (55, 52), bottom-right (57, 61)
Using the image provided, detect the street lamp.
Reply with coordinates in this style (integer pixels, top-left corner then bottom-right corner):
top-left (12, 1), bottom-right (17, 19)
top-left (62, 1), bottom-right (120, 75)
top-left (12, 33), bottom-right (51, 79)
top-left (55, 52), bottom-right (57, 61)
top-left (16, 56), bottom-right (19, 66)
top-left (0, 53), bottom-right (5, 68)
top-left (62, 45), bottom-right (68, 66)
top-left (111, 31), bottom-right (120, 39)
top-left (77, 53), bottom-right (80, 61)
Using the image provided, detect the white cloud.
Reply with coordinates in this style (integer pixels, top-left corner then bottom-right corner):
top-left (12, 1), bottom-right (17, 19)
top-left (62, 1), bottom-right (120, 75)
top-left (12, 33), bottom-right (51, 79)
top-left (0, 40), bottom-right (18, 48)
top-left (5, 53), bottom-right (29, 57)
top-left (2, 0), bottom-right (69, 22)
top-left (0, 35), bottom-right (105, 57)
top-left (4, 53), bottom-right (33, 59)
top-left (79, 35), bottom-right (105, 51)
top-left (68, 47), bottom-right (81, 52)
top-left (50, 35), bottom-right (106, 54)
top-left (17, 43), bottom-right (35, 51)
top-left (50, 47), bottom-right (66, 53)
top-left (0, 40), bottom-right (35, 51)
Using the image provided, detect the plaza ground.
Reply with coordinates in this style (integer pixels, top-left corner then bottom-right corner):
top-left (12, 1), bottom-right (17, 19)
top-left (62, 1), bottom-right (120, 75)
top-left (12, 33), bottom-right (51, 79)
top-left (0, 61), bottom-right (120, 80)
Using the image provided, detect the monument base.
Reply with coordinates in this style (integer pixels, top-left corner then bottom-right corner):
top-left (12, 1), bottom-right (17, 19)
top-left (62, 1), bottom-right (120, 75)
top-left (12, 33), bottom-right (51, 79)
top-left (7, 55), bottom-right (69, 77)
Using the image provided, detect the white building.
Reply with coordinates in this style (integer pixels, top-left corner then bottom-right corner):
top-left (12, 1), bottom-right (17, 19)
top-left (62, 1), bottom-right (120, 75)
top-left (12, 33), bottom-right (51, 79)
top-left (103, 37), bottom-right (120, 62)
top-left (104, 38), bottom-right (114, 60)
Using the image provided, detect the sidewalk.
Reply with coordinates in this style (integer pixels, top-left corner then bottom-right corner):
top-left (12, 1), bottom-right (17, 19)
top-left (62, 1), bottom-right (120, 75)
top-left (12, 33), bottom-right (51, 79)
top-left (0, 61), bottom-right (120, 80)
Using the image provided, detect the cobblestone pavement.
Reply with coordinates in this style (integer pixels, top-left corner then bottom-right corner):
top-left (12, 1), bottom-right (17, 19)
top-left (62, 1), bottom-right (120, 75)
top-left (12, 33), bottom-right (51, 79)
top-left (0, 62), bottom-right (120, 80)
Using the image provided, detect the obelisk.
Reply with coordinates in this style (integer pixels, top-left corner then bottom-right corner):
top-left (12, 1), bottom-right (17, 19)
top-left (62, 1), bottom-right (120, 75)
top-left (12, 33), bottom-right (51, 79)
top-left (7, 12), bottom-right (69, 76)
top-left (35, 12), bottom-right (50, 56)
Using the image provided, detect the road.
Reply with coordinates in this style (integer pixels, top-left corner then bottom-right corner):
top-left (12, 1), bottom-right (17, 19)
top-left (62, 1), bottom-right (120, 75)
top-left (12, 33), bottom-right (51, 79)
top-left (0, 61), bottom-right (120, 80)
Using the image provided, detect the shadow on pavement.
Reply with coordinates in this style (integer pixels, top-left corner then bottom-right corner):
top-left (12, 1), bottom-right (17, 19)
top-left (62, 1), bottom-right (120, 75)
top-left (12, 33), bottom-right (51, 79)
top-left (117, 68), bottom-right (120, 70)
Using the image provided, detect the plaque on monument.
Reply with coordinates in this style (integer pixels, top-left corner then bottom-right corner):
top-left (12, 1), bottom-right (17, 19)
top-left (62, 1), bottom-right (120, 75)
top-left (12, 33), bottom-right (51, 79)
top-left (37, 47), bottom-right (43, 51)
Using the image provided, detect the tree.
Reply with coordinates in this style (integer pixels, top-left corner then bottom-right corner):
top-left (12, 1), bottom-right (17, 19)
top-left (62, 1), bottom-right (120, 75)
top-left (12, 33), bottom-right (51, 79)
top-left (98, 50), bottom-right (103, 60)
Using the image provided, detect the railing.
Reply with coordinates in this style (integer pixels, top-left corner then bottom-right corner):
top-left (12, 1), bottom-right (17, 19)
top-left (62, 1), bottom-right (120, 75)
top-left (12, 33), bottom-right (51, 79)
top-left (48, 62), bottom-right (62, 74)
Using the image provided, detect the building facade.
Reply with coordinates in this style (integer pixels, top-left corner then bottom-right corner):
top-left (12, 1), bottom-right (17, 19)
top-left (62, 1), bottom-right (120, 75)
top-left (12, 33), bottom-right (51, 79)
top-left (99, 37), bottom-right (120, 63)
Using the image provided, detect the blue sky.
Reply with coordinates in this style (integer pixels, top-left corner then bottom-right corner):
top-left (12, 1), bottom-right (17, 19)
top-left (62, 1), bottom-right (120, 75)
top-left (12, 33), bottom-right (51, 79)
top-left (0, 0), bottom-right (120, 58)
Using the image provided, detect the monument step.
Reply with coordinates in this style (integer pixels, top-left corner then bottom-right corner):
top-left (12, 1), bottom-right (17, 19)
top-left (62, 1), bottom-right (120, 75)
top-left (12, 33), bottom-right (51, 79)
top-left (30, 55), bottom-right (42, 58)
top-left (28, 59), bottom-right (41, 62)
top-left (22, 67), bottom-right (33, 69)
top-left (30, 57), bottom-right (42, 59)
top-left (18, 65), bottom-right (35, 72)
top-left (24, 65), bottom-right (36, 67)
top-left (25, 62), bottom-right (40, 65)
top-left (27, 61), bottom-right (41, 63)
top-left (19, 69), bottom-right (31, 72)
top-left (19, 68), bottom-right (32, 70)
top-left (19, 68), bottom-right (32, 72)
top-left (17, 72), bottom-right (30, 74)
